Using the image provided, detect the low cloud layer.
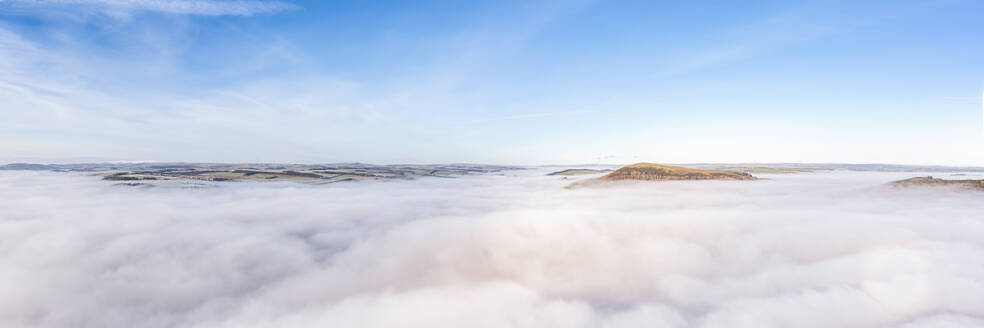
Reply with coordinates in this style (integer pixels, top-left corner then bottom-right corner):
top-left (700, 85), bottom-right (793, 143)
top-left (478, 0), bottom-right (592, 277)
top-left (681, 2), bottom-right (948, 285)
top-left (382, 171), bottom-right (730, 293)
top-left (1, 170), bottom-right (983, 327)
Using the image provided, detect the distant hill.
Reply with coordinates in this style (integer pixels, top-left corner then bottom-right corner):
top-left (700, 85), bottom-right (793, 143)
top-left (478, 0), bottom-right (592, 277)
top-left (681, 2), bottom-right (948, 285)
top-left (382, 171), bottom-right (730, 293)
top-left (603, 163), bottom-right (757, 181)
top-left (568, 162), bottom-right (756, 188)
top-left (891, 176), bottom-right (984, 190)
top-left (0, 163), bottom-right (56, 170)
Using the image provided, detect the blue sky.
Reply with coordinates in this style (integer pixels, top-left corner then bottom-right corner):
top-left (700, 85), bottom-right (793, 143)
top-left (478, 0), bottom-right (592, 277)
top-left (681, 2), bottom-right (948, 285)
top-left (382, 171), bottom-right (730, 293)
top-left (1, 0), bottom-right (982, 165)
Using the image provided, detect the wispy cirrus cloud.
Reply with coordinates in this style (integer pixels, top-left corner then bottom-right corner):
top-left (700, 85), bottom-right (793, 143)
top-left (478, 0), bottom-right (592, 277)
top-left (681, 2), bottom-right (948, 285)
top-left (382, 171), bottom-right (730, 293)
top-left (0, 0), bottom-right (297, 16)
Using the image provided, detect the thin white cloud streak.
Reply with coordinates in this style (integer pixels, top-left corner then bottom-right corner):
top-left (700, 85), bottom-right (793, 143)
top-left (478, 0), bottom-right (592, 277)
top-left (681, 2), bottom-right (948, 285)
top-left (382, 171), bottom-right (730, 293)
top-left (0, 23), bottom-right (377, 163)
top-left (1, 0), bottom-right (296, 16)
top-left (1, 170), bottom-right (983, 327)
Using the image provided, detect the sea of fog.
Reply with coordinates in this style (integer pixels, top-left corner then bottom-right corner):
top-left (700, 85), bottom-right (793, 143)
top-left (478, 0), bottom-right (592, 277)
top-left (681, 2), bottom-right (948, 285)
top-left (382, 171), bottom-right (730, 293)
top-left (1, 169), bottom-right (983, 328)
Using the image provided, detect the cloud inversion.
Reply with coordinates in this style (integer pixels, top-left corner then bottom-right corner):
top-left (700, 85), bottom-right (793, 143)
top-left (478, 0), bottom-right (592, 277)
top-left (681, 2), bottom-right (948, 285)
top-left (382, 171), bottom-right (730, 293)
top-left (1, 170), bottom-right (983, 327)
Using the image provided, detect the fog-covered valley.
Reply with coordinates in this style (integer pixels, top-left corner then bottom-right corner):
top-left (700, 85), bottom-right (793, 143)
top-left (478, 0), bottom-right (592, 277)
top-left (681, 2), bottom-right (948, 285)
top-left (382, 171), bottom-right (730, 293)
top-left (2, 170), bottom-right (983, 328)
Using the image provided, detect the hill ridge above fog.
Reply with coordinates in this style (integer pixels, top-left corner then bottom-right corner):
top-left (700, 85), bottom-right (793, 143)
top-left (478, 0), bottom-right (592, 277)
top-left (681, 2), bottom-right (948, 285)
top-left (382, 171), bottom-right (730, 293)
top-left (891, 176), bottom-right (984, 190)
top-left (567, 163), bottom-right (757, 188)
top-left (603, 163), bottom-right (757, 181)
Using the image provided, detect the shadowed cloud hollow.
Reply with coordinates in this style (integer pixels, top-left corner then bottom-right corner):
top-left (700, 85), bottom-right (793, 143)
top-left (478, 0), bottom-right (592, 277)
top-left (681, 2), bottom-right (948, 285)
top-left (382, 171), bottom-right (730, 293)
top-left (1, 170), bottom-right (983, 327)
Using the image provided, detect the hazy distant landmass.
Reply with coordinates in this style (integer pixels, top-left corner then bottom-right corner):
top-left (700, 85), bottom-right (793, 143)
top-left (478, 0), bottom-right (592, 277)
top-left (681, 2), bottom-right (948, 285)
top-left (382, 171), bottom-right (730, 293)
top-left (706, 166), bottom-right (813, 174)
top-left (690, 163), bottom-right (984, 173)
top-left (4, 162), bottom-right (984, 186)
top-left (8, 162), bottom-right (984, 173)
top-left (0, 163), bottom-right (516, 184)
top-left (0, 163), bottom-right (59, 170)
top-left (546, 168), bottom-right (612, 176)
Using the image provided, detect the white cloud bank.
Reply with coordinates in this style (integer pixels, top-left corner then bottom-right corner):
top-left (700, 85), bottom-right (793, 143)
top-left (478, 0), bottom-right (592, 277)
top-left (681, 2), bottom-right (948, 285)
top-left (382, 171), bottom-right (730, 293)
top-left (1, 0), bottom-right (296, 16)
top-left (1, 170), bottom-right (983, 327)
